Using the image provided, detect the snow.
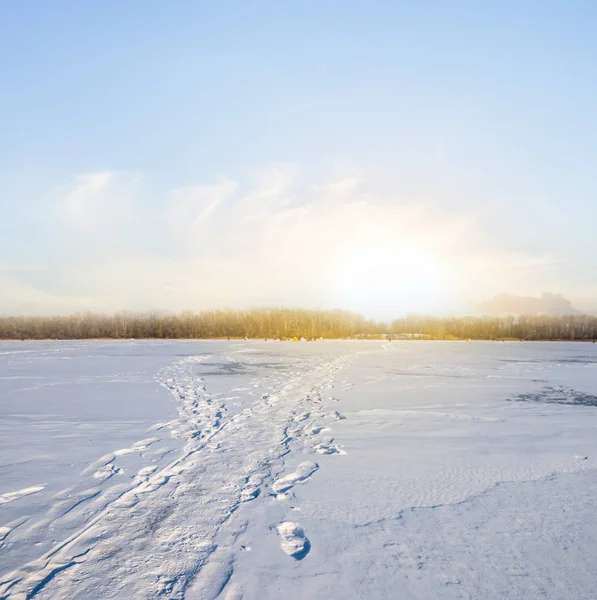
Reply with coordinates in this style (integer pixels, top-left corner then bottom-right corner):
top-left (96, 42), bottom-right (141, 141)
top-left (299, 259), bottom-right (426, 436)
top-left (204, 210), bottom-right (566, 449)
top-left (272, 461), bottom-right (319, 494)
top-left (1, 339), bottom-right (597, 599)
top-left (276, 522), bottom-right (310, 558)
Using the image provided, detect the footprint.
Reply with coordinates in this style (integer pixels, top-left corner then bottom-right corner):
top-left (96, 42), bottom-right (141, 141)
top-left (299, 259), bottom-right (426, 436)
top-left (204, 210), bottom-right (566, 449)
top-left (276, 522), bottom-right (310, 559)
top-left (240, 487), bottom-right (260, 502)
top-left (240, 473), bottom-right (263, 502)
top-left (136, 475), bottom-right (170, 495)
top-left (294, 411), bottom-right (310, 422)
top-left (314, 440), bottom-right (344, 455)
top-left (272, 462), bottom-right (319, 494)
top-left (305, 424), bottom-right (331, 436)
top-left (329, 411), bottom-right (346, 420)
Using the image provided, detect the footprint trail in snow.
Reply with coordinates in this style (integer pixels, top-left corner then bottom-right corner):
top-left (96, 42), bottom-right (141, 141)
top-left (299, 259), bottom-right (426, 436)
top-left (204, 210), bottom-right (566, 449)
top-left (0, 345), bottom-right (359, 600)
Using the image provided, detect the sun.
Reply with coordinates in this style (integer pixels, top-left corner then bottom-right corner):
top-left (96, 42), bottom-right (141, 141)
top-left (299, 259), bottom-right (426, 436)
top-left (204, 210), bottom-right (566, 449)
top-left (332, 242), bottom-right (448, 316)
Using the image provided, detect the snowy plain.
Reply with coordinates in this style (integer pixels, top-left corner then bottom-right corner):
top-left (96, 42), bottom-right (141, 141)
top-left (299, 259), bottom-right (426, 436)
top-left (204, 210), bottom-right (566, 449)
top-left (1, 339), bottom-right (597, 599)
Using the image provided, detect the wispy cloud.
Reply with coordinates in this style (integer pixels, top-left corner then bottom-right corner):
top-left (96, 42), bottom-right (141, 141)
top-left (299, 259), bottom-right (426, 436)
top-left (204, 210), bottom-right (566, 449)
top-left (169, 179), bottom-right (237, 224)
top-left (232, 164), bottom-right (296, 222)
top-left (311, 176), bottom-right (362, 194)
top-left (56, 171), bottom-right (139, 230)
top-left (0, 164), bottom-right (580, 317)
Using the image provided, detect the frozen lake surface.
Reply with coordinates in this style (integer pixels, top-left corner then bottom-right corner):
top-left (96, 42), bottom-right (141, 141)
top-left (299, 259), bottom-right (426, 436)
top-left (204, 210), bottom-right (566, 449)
top-left (1, 340), bottom-right (597, 599)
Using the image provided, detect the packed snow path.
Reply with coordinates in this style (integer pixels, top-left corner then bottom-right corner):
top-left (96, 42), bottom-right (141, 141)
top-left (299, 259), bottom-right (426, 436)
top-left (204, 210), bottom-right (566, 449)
top-left (0, 342), bottom-right (361, 599)
top-left (2, 340), bottom-right (597, 599)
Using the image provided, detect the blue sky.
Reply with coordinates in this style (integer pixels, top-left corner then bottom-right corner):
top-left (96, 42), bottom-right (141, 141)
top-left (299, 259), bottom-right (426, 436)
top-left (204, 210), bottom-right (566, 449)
top-left (1, 1), bottom-right (596, 317)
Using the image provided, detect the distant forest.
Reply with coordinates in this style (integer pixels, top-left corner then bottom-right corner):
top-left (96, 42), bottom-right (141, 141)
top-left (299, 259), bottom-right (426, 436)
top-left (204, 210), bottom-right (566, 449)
top-left (1, 309), bottom-right (597, 341)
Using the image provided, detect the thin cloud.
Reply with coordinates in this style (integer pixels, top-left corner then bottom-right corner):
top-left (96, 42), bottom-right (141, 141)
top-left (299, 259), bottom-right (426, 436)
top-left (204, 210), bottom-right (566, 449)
top-left (169, 179), bottom-right (237, 223)
top-left (311, 176), bottom-right (362, 193)
top-left (1, 165), bottom-right (586, 317)
top-left (56, 171), bottom-right (139, 231)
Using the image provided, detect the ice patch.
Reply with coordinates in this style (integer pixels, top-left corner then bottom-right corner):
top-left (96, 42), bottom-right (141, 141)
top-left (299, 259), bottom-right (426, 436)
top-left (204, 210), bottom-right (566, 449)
top-left (511, 386), bottom-right (597, 407)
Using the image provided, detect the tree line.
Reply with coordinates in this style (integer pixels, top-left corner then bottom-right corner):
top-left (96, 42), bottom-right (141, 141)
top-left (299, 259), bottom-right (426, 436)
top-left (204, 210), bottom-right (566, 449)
top-left (0, 309), bottom-right (376, 340)
top-left (390, 314), bottom-right (597, 341)
top-left (1, 309), bottom-right (596, 341)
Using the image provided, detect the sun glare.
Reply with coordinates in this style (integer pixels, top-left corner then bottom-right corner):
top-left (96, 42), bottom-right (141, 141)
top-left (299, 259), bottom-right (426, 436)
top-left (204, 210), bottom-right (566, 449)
top-left (333, 243), bottom-right (448, 316)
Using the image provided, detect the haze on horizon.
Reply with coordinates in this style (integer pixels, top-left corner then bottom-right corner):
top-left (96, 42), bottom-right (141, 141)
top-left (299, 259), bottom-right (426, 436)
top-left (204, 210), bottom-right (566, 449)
top-left (1, 2), bottom-right (596, 319)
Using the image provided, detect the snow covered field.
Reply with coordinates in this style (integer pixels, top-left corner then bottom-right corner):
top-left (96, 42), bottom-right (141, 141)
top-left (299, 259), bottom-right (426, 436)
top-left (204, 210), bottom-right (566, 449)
top-left (1, 340), bottom-right (597, 599)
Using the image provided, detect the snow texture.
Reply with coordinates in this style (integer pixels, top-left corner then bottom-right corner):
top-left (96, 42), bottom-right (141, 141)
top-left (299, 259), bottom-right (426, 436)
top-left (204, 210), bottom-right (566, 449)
top-left (1, 339), bottom-right (597, 599)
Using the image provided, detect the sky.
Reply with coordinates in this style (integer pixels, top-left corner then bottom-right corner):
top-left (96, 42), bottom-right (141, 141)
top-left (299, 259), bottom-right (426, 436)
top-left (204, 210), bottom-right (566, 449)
top-left (1, 1), bottom-right (597, 318)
